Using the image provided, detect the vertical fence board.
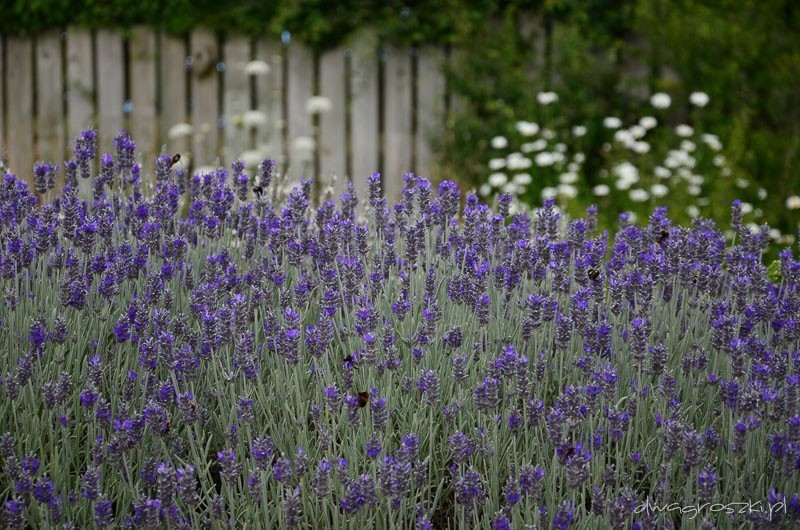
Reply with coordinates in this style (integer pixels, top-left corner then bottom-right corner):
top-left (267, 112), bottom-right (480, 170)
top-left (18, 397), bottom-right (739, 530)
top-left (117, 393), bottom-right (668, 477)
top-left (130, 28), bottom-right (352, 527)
top-left (383, 47), bottom-right (412, 206)
top-left (66, 28), bottom-right (94, 196)
top-left (254, 41), bottom-right (281, 164)
top-left (160, 35), bottom-right (189, 164)
top-left (349, 33), bottom-right (378, 200)
top-left (222, 36), bottom-right (250, 165)
top-left (255, 39), bottom-right (283, 168)
top-left (95, 29), bottom-right (124, 158)
top-left (6, 37), bottom-right (34, 186)
top-left (129, 26), bottom-right (158, 170)
top-left (0, 36), bottom-right (4, 167)
top-left (35, 30), bottom-right (65, 168)
top-left (319, 46), bottom-right (347, 197)
top-left (416, 47), bottom-right (446, 181)
top-left (190, 29), bottom-right (220, 169)
top-left (286, 43), bottom-right (314, 182)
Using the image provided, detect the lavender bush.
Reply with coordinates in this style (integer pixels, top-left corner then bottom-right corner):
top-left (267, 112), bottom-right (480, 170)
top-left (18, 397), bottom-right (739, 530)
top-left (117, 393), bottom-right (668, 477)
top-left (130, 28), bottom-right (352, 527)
top-left (1, 130), bottom-right (799, 529)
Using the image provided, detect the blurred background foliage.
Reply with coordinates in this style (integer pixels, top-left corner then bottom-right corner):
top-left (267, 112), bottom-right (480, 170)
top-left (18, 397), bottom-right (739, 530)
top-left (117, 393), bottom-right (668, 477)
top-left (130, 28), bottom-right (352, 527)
top-left (2, 0), bottom-right (798, 238)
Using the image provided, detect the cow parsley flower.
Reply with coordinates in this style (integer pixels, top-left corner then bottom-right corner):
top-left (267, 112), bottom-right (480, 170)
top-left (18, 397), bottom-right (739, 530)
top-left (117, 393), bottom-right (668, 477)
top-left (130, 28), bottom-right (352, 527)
top-left (689, 91), bottom-right (710, 107)
top-left (650, 92), bottom-right (671, 109)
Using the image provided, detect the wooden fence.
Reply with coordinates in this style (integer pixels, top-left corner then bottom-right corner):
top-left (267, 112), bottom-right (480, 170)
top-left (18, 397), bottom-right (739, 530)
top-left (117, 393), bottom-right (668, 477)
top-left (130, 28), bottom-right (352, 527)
top-left (0, 27), bottom-right (457, 203)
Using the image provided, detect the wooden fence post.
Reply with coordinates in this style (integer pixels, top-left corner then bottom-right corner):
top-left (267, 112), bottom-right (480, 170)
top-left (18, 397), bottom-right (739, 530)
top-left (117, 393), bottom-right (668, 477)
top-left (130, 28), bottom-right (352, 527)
top-left (6, 36), bottom-right (34, 187)
top-left (95, 29), bottom-right (125, 159)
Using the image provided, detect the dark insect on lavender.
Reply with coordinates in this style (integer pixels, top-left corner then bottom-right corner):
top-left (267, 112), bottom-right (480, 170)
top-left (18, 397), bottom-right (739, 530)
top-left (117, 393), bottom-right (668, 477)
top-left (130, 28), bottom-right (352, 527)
top-left (587, 267), bottom-right (600, 281)
top-left (343, 354), bottom-right (354, 365)
top-left (169, 154), bottom-right (181, 168)
top-left (659, 229), bottom-right (669, 243)
top-left (357, 391), bottom-right (369, 408)
top-left (253, 186), bottom-right (264, 197)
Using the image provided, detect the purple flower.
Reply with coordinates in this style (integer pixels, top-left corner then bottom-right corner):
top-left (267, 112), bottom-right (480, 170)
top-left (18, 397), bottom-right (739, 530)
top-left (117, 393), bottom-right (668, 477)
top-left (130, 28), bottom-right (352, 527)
top-left (366, 435), bottom-right (382, 459)
top-left (553, 500), bottom-right (576, 529)
top-left (340, 474), bottom-right (378, 515)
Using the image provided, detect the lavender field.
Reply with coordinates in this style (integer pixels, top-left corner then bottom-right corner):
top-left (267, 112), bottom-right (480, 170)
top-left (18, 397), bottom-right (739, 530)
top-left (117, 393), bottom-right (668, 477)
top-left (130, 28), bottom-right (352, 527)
top-left (1, 130), bottom-right (799, 529)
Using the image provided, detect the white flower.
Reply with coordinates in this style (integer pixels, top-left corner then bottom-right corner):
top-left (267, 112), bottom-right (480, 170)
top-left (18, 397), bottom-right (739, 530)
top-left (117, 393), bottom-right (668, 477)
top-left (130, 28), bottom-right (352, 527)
top-left (573, 152), bottom-right (586, 164)
top-left (689, 91), bottom-right (710, 107)
top-left (522, 139), bottom-right (548, 153)
top-left (536, 91), bottom-right (559, 105)
top-left (680, 140), bottom-right (696, 153)
top-left (603, 117), bottom-right (622, 129)
top-left (613, 161), bottom-right (639, 183)
top-left (167, 122), bottom-right (193, 139)
top-left (491, 136), bottom-right (508, 149)
top-left (786, 196), bottom-right (800, 209)
top-left (488, 172), bottom-right (508, 188)
top-left (534, 152), bottom-right (556, 167)
top-left (567, 162), bottom-right (580, 172)
top-left (513, 173), bottom-right (532, 186)
top-left (242, 110), bottom-right (268, 128)
top-left (740, 202), bottom-right (754, 214)
top-left (306, 96), bottom-right (332, 115)
top-left (736, 178), bottom-right (750, 189)
top-left (697, 197), bottom-right (710, 206)
top-left (244, 60), bottom-right (271, 76)
top-left (650, 183), bottom-right (669, 198)
top-left (757, 188), bottom-right (767, 200)
top-left (639, 116), bottom-right (657, 129)
top-left (650, 92), bottom-right (671, 109)
top-left (489, 158), bottom-right (506, 170)
top-left (687, 185), bottom-right (702, 196)
top-left (516, 121), bottom-right (539, 136)
top-left (632, 141), bottom-right (651, 154)
top-left (689, 175), bottom-right (705, 186)
top-left (626, 212), bottom-right (638, 224)
top-left (541, 187), bottom-right (557, 199)
top-left (592, 184), bottom-right (610, 197)
top-left (629, 188), bottom-right (650, 202)
top-left (502, 182), bottom-right (519, 195)
top-left (557, 183), bottom-right (578, 199)
top-left (554, 143), bottom-right (567, 153)
top-left (615, 178), bottom-right (633, 191)
top-left (629, 125), bottom-right (646, 139)
top-left (701, 134), bottom-right (722, 151)
top-left (770, 229), bottom-right (782, 241)
top-left (479, 184), bottom-right (492, 197)
top-left (614, 129), bottom-right (634, 147)
top-left (542, 129), bottom-right (556, 140)
top-left (292, 136), bottom-right (316, 161)
top-left (722, 167), bottom-right (732, 176)
top-left (572, 125), bottom-right (587, 137)
top-left (675, 124), bottom-right (694, 137)
top-left (506, 153), bottom-right (532, 170)
top-left (654, 166), bottom-right (671, 179)
top-left (239, 149), bottom-right (265, 168)
top-left (559, 172), bottom-right (578, 184)
top-left (686, 205), bottom-right (700, 218)
top-left (713, 154), bottom-right (727, 167)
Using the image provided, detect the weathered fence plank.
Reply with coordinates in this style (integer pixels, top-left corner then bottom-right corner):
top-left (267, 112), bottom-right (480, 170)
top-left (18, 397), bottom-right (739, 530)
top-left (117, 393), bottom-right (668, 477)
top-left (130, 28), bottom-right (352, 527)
top-left (129, 26), bottom-right (158, 169)
top-left (35, 30), bottom-right (65, 168)
top-left (65, 28), bottom-right (94, 195)
top-left (348, 33), bottom-right (378, 200)
top-left (286, 42), bottom-right (314, 182)
top-left (160, 35), bottom-right (190, 163)
top-left (254, 40), bottom-right (283, 167)
top-left (416, 47), bottom-right (446, 181)
top-left (95, 29), bottom-right (125, 158)
top-left (319, 46), bottom-right (347, 198)
top-left (222, 35), bottom-right (250, 166)
top-left (383, 47), bottom-right (412, 205)
top-left (255, 38), bottom-right (284, 169)
top-left (0, 36), bottom-right (4, 166)
top-left (6, 36), bottom-right (34, 185)
top-left (190, 29), bottom-right (220, 169)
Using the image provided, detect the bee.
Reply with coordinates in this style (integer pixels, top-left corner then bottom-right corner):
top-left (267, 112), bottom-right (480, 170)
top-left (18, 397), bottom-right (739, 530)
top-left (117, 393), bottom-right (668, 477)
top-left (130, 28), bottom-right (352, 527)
top-left (253, 185), bottom-right (265, 197)
top-left (659, 229), bottom-right (669, 244)
top-left (357, 391), bottom-right (370, 408)
top-left (587, 267), bottom-right (601, 281)
top-left (343, 354), bottom-right (355, 365)
top-left (168, 154), bottom-right (181, 168)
